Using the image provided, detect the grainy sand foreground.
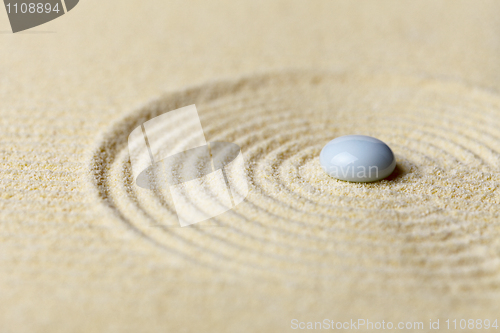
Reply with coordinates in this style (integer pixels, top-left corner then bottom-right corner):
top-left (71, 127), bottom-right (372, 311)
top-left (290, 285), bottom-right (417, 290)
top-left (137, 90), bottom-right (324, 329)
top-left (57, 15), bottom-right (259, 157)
top-left (1, 1), bottom-right (500, 332)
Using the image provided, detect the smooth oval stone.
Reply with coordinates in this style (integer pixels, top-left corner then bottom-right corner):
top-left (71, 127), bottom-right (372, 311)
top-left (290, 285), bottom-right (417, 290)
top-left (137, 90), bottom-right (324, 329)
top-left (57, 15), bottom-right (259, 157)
top-left (320, 135), bottom-right (396, 182)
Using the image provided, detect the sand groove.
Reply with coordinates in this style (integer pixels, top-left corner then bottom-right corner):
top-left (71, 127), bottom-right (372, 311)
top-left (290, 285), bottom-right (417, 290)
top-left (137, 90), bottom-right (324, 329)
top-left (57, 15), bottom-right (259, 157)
top-left (90, 71), bottom-right (500, 293)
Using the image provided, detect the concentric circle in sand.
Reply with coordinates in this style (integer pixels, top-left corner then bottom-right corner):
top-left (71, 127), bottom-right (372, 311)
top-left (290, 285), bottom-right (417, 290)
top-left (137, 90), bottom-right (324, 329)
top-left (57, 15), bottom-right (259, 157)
top-left (90, 71), bottom-right (500, 293)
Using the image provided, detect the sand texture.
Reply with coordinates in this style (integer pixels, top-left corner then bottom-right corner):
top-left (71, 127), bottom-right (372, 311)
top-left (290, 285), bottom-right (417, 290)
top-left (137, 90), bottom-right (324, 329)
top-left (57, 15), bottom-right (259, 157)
top-left (1, 1), bottom-right (500, 332)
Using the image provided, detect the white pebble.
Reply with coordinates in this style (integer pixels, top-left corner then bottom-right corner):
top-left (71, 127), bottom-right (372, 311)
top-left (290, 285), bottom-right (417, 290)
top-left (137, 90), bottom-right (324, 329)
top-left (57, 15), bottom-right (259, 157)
top-left (320, 135), bottom-right (396, 182)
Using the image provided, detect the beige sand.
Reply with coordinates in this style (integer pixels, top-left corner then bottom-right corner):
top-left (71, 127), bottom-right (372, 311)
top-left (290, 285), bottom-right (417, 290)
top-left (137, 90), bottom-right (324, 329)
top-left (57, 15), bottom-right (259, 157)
top-left (1, 1), bottom-right (500, 332)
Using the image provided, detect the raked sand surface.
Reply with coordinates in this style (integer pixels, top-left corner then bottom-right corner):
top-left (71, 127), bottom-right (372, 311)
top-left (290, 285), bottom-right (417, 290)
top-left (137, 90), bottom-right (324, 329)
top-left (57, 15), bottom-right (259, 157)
top-left (1, 1), bottom-right (500, 332)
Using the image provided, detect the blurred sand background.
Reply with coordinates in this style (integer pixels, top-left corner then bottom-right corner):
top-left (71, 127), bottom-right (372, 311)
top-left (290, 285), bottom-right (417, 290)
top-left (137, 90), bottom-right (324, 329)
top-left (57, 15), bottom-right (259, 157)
top-left (1, 1), bottom-right (500, 332)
